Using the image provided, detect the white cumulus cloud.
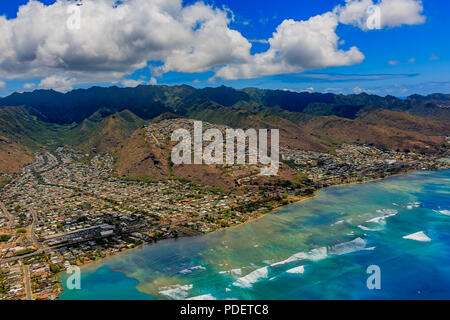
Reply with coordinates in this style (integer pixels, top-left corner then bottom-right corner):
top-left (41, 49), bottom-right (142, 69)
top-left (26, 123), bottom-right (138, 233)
top-left (0, 0), bottom-right (251, 86)
top-left (215, 12), bottom-right (364, 80)
top-left (23, 83), bottom-right (36, 89)
top-left (336, 0), bottom-right (425, 30)
top-left (0, 0), bottom-right (427, 89)
top-left (38, 75), bottom-right (74, 92)
top-left (121, 79), bottom-right (143, 87)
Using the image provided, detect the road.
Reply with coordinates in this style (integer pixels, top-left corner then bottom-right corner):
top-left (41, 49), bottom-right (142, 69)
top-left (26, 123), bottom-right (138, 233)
top-left (30, 209), bottom-right (43, 250)
top-left (150, 132), bottom-right (160, 145)
top-left (0, 248), bottom-right (51, 264)
top-left (20, 260), bottom-right (32, 300)
top-left (0, 201), bottom-right (14, 229)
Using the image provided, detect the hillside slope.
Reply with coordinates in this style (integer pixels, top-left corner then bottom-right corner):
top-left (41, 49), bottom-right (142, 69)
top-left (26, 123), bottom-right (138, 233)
top-left (0, 85), bottom-right (448, 176)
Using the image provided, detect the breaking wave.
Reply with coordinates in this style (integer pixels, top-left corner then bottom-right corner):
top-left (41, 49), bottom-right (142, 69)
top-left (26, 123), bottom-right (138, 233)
top-left (286, 266), bottom-right (305, 274)
top-left (406, 202), bottom-right (420, 210)
top-left (187, 294), bottom-right (216, 300)
top-left (270, 247), bottom-right (327, 267)
top-left (403, 231), bottom-right (431, 242)
top-left (329, 237), bottom-right (367, 255)
top-left (357, 225), bottom-right (379, 231)
top-left (219, 268), bottom-right (242, 277)
top-left (232, 266), bottom-right (269, 288)
top-left (159, 284), bottom-right (193, 299)
top-left (366, 209), bottom-right (398, 223)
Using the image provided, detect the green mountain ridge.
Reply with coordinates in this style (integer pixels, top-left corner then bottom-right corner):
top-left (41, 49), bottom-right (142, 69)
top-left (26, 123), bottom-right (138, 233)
top-left (1, 85), bottom-right (449, 124)
top-left (0, 85), bottom-right (448, 175)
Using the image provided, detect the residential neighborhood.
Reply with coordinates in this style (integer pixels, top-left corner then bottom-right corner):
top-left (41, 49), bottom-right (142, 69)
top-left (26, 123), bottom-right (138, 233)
top-left (0, 122), bottom-right (448, 300)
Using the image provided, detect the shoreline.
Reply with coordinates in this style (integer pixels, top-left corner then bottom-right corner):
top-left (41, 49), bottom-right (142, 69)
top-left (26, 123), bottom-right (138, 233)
top-left (226, 170), bottom-right (417, 231)
top-left (57, 193), bottom-right (320, 290)
top-left (55, 168), bottom-right (445, 299)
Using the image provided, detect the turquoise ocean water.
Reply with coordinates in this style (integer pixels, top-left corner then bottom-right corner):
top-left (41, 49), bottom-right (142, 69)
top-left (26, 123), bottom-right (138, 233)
top-left (59, 170), bottom-right (450, 300)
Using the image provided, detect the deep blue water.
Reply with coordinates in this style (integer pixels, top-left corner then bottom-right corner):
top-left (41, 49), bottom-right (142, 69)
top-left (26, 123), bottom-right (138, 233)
top-left (60, 170), bottom-right (450, 300)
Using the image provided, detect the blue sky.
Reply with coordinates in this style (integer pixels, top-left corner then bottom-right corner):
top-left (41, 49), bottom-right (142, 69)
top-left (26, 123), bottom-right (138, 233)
top-left (0, 0), bottom-right (448, 97)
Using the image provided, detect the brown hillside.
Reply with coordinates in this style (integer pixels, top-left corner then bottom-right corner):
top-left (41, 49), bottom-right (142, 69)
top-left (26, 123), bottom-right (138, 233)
top-left (114, 129), bottom-right (170, 179)
top-left (303, 116), bottom-right (446, 153)
top-left (0, 136), bottom-right (33, 174)
top-left (357, 108), bottom-right (450, 136)
top-left (114, 122), bottom-right (297, 190)
top-left (187, 106), bottom-right (329, 152)
top-left (114, 128), bottom-right (236, 188)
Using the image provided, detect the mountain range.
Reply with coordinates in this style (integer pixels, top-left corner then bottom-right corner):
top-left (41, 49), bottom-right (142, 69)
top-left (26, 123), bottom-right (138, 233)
top-left (0, 85), bottom-right (449, 181)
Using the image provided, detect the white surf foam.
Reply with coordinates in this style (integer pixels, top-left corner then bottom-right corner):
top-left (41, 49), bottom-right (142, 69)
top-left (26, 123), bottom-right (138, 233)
top-left (270, 252), bottom-right (307, 267)
top-left (358, 225), bottom-right (378, 231)
top-left (308, 247), bottom-right (328, 260)
top-left (269, 238), bottom-right (368, 272)
top-left (191, 265), bottom-right (206, 271)
top-left (179, 269), bottom-right (192, 274)
top-left (403, 231), bottom-right (431, 242)
top-left (366, 209), bottom-right (398, 223)
top-left (329, 237), bottom-right (367, 256)
top-left (180, 265), bottom-right (206, 274)
top-left (270, 247), bottom-right (327, 267)
top-left (159, 284), bottom-right (193, 299)
top-left (187, 294), bottom-right (216, 300)
top-left (232, 266), bottom-right (269, 288)
top-left (286, 266), bottom-right (305, 274)
top-left (331, 220), bottom-right (344, 226)
top-left (230, 268), bottom-right (242, 277)
top-left (406, 202), bottom-right (420, 210)
top-left (219, 268), bottom-right (242, 277)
